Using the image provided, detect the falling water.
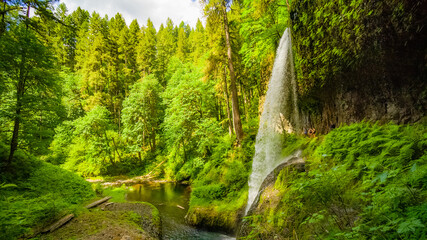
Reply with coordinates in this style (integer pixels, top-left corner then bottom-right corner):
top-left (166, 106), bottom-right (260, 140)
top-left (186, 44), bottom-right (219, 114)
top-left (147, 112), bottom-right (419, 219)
top-left (245, 28), bottom-right (300, 214)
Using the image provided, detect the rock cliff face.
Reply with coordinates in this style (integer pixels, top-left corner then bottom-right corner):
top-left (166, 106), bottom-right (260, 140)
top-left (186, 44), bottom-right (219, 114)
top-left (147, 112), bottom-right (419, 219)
top-left (291, 0), bottom-right (427, 133)
top-left (301, 72), bottom-right (426, 134)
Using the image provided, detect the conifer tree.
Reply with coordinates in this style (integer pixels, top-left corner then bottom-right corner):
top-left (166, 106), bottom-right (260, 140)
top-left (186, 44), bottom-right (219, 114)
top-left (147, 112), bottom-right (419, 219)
top-left (120, 19), bottom-right (140, 89)
top-left (188, 19), bottom-right (207, 64)
top-left (156, 18), bottom-right (176, 86)
top-left (136, 18), bottom-right (157, 77)
top-left (176, 22), bottom-right (189, 62)
top-left (107, 13), bottom-right (127, 127)
top-left (78, 12), bottom-right (109, 111)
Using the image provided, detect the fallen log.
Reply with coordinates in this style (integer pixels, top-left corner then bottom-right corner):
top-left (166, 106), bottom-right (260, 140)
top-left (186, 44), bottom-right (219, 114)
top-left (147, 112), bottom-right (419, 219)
top-left (42, 214), bottom-right (74, 233)
top-left (85, 196), bottom-right (112, 209)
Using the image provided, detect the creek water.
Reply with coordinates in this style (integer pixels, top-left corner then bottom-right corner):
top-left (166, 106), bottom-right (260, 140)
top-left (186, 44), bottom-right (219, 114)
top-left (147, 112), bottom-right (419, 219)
top-left (125, 182), bottom-right (235, 240)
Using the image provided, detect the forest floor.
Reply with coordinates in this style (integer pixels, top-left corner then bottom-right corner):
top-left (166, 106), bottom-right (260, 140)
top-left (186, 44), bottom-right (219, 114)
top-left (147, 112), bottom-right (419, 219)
top-left (39, 202), bottom-right (161, 240)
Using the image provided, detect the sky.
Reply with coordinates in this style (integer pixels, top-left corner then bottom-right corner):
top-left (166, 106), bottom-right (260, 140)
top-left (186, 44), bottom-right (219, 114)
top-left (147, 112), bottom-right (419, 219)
top-left (58, 0), bottom-right (204, 29)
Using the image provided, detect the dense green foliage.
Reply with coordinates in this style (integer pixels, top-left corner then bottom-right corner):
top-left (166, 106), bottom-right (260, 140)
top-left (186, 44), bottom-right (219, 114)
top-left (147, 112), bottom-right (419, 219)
top-left (243, 122), bottom-right (427, 239)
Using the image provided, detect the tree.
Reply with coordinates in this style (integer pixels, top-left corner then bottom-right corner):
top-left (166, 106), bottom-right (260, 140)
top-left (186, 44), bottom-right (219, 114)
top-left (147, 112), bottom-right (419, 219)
top-left (240, 0), bottom-right (288, 98)
top-left (0, 0), bottom-right (59, 36)
top-left (78, 12), bottom-right (109, 111)
top-left (63, 105), bottom-right (117, 176)
top-left (155, 18), bottom-right (176, 86)
top-left (188, 18), bottom-right (208, 65)
top-left (121, 75), bottom-right (163, 157)
top-left (0, 22), bottom-right (59, 165)
top-left (202, 0), bottom-right (244, 143)
top-left (120, 19), bottom-right (140, 89)
top-left (136, 18), bottom-right (157, 76)
top-left (176, 22), bottom-right (189, 62)
top-left (106, 13), bottom-right (127, 127)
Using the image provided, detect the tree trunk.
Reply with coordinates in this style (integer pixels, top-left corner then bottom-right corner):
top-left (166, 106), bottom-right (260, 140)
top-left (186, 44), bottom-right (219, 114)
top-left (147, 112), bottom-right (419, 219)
top-left (8, 48), bottom-right (27, 165)
top-left (239, 81), bottom-right (248, 122)
top-left (8, 101), bottom-right (21, 165)
top-left (223, 66), bottom-right (233, 136)
top-left (150, 129), bottom-right (156, 152)
top-left (221, 1), bottom-right (243, 143)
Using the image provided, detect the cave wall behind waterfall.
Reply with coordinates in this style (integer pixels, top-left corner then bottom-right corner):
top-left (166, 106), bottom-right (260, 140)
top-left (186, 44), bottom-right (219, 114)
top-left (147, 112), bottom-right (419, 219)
top-left (290, 0), bottom-right (427, 133)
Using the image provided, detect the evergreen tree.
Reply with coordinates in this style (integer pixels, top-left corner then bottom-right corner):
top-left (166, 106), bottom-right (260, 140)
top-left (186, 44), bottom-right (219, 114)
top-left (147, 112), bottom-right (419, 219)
top-left (106, 13), bottom-right (127, 127)
top-left (136, 18), bottom-right (157, 77)
top-left (78, 12), bottom-right (109, 111)
top-left (188, 19), bottom-right (208, 65)
top-left (120, 19), bottom-right (140, 90)
top-left (176, 22), bottom-right (189, 62)
top-left (155, 18), bottom-right (176, 86)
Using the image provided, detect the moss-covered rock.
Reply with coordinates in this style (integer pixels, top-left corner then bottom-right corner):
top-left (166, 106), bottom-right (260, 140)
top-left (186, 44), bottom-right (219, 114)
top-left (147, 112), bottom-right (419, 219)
top-left (185, 205), bottom-right (243, 234)
top-left (104, 202), bottom-right (161, 239)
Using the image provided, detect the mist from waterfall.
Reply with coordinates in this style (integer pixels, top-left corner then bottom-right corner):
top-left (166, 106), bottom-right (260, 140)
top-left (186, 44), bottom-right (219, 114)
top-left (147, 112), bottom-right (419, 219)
top-left (245, 28), bottom-right (300, 214)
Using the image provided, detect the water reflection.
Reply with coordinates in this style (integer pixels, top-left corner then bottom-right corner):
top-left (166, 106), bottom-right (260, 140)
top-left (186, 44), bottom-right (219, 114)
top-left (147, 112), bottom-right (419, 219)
top-left (126, 182), bottom-right (235, 240)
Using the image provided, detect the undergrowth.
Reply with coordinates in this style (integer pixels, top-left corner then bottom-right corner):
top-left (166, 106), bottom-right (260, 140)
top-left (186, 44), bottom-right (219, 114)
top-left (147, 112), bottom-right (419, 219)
top-left (0, 144), bottom-right (95, 240)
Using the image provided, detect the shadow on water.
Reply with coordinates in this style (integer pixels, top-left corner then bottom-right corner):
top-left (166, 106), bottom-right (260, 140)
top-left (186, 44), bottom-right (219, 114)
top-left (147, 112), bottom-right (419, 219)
top-left (126, 182), bottom-right (235, 240)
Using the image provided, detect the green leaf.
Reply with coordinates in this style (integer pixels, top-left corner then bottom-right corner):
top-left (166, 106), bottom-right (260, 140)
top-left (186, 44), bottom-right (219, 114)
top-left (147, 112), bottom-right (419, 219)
top-left (397, 218), bottom-right (425, 234)
top-left (0, 183), bottom-right (18, 189)
top-left (376, 171), bottom-right (388, 184)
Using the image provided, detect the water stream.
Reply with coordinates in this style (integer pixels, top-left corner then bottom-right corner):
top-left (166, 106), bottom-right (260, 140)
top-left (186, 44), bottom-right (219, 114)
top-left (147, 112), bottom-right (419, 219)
top-left (126, 182), bottom-right (235, 240)
top-left (246, 28), bottom-right (300, 214)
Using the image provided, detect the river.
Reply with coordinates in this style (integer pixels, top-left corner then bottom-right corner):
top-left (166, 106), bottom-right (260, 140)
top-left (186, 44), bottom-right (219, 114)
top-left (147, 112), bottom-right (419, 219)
top-left (125, 181), bottom-right (235, 240)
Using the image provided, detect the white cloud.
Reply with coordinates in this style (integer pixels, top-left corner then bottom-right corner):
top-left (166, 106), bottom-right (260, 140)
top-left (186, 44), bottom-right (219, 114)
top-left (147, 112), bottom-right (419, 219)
top-left (59, 0), bottom-right (204, 29)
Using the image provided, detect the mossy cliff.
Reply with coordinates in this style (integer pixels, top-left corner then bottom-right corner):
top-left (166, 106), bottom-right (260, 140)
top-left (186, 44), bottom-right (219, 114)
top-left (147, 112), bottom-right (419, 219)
top-left (291, 0), bottom-right (426, 132)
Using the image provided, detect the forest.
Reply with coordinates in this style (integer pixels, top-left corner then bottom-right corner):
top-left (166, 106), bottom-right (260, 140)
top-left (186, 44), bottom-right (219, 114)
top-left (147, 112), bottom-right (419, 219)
top-left (0, 0), bottom-right (426, 239)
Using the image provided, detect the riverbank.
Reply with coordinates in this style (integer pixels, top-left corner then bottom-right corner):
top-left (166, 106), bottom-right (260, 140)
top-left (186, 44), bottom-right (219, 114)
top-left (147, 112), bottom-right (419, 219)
top-left (86, 175), bottom-right (183, 187)
top-left (40, 202), bottom-right (161, 240)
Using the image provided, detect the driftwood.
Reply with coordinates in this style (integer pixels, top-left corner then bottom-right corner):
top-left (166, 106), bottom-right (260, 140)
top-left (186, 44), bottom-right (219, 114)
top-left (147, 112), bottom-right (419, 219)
top-left (42, 214), bottom-right (74, 233)
top-left (85, 196), bottom-right (112, 209)
top-left (146, 160), bottom-right (166, 177)
top-left (177, 205), bottom-right (185, 210)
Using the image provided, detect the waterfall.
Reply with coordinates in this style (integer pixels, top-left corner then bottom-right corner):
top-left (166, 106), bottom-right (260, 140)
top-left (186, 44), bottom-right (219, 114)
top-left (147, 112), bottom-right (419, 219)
top-left (245, 28), bottom-right (300, 214)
